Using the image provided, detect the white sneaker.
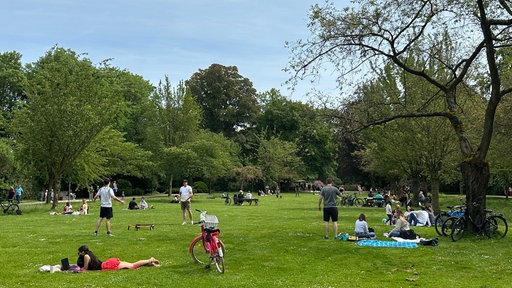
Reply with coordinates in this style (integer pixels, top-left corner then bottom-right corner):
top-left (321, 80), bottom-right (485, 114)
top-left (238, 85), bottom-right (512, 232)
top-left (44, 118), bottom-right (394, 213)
top-left (191, 220), bottom-right (194, 224)
top-left (384, 233), bottom-right (389, 238)
top-left (182, 221), bottom-right (186, 225)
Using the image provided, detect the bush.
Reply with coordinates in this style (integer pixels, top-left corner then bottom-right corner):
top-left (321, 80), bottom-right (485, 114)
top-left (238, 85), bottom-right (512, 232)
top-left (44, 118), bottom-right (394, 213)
top-left (193, 181), bottom-right (208, 193)
top-left (115, 179), bottom-right (132, 195)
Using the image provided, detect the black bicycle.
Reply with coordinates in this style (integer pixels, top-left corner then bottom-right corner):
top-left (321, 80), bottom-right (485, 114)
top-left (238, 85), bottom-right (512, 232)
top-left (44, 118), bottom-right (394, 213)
top-left (449, 203), bottom-right (507, 241)
top-left (224, 194), bottom-right (231, 205)
top-left (1, 201), bottom-right (22, 215)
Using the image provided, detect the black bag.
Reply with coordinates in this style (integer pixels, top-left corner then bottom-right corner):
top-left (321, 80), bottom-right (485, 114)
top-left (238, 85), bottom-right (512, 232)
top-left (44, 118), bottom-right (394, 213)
top-left (400, 229), bottom-right (417, 240)
top-left (420, 238), bottom-right (439, 246)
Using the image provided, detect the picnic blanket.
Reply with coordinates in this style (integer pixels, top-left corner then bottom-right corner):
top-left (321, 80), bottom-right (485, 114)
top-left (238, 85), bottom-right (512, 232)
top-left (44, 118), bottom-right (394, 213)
top-left (391, 237), bottom-right (422, 243)
top-left (357, 239), bottom-right (418, 248)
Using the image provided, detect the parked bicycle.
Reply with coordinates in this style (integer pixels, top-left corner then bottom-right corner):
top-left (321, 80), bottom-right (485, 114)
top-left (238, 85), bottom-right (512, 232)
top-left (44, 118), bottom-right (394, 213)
top-left (222, 193), bottom-right (231, 205)
top-left (434, 200), bottom-right (465, 236)
top-left (449, 202), bottom-right (508, 241)
top-left (339, 193), bottom-right (364, 207)
top-left (0, 201), bottom-right (21, 215)
top-left (188, 209), bottom-right (225, 273)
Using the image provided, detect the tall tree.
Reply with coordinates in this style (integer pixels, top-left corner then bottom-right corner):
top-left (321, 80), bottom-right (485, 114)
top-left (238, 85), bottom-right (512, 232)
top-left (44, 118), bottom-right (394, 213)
top-left (288, 0), bottom-right (512, 224)
top-left (183, 131), bottom-right (240, 193)
top-left (258, 89), bottom-right (336, 179)
top-left (187, 64), bottom-right (259, 137)
top-left (14, 47), bottom-right (123, 208)
top-left (0, 51), bottom-right (25, 129)
top-left (143, 76), bottom-right (202, 192)
top-left (257, 137), bottom-right (304, 190)
top-left (110, 70), bottom-right (154, 145)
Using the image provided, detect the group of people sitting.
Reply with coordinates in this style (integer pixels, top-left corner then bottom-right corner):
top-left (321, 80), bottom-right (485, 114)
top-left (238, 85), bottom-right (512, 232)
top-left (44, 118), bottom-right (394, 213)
top-left (384, 204), bottom-right (436, 237)
top-left (233, 190), bottom-right (253, 205)
top-left (365, 190), bottom-right (386, 207)
top-left (128, 197), bottom-right (153, 210)
top-left (58, 199), bottom-right (88, 215)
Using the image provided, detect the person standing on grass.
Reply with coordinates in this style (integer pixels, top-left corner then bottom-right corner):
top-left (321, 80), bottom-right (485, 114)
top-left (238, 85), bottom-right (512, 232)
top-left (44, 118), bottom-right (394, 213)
top-left (318, 178), bottom-right (342, 240)
top-left (93, 178), bottom-right (124, 236)
top-left (112, 180), bottom-right (118, 195)
top-left (180, 179), bottom-right (193, 225)
top-left (15, 185), bottom-right (23, 203)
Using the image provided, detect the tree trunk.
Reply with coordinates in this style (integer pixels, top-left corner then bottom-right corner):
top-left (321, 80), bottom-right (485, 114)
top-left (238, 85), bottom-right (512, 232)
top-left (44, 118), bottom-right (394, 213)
top-left (169, 175), bottom-right (174, 196)
top-left (410, 176), bottom-right (420, 206)
top-left (460, 160), bottom-right (489, 232)
top-left (51, 176), bottom-right (62, 210)
top-left (430, 175), bottom-right (441, 214)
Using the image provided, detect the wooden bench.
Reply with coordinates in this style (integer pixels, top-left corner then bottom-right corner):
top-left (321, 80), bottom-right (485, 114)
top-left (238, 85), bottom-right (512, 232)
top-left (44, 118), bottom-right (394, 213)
top-left (128, 224), bottom-right (155, 231)
top-left (241, 198), bottom-right (259, 205)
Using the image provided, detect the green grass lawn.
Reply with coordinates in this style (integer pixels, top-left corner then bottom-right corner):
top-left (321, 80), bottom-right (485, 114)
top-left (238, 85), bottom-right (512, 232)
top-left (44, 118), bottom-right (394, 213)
top-left (1, 193), bottom-right (511, 288)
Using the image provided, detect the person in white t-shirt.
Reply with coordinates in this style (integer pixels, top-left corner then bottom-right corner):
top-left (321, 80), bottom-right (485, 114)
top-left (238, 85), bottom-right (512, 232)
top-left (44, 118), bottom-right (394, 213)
top-left (92, 178), bottom-right (125, 236)
top-left (354, 213), bottom-right (376, 238)
top-left (180, 179), bottom-right (193, 225)
top-left (408, 206), bottom-right (431, 226)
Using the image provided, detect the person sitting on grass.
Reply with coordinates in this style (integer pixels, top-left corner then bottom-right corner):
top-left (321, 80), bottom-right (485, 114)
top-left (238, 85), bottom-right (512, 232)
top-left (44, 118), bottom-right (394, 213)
top-left (354, 213), bottom-right (376, 239)
top-left (170, 195), bottom-right (179, 203)
top-left (139, 196), bottom-right (153, 209)
top-left (408, 206), bottom-right (431, 226)
top-left (77, 245), bottom-right (160, 272)
top-left (63, 202), bottom-right (73, 214)
top-left (79, 199), bottom-right (88, 215)
top-left (387, 210), bottom-right (410, 237)
top-left (128, 197), bottom-right (139, 210)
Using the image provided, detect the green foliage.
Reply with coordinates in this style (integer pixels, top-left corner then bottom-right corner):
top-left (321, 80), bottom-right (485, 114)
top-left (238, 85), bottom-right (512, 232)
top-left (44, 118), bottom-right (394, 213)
top-left (115, 178), bottom-right (132, 195)
top-left (1, 195), bottom-right (511, 287)
top-left (257, 89), bottom-right (336, 179)
top-left (192, 181), bottom-right (208, 193)
top-left (258, 137), bottom-right (304, 185)
top-left (14, 47), bottom-right (125, 202)
top-left (187, 64), bottom-right (259, 137)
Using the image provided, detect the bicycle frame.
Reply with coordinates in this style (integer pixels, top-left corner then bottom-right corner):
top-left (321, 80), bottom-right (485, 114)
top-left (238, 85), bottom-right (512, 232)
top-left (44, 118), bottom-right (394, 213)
top-left (188, 210), bottom-right (225, 273)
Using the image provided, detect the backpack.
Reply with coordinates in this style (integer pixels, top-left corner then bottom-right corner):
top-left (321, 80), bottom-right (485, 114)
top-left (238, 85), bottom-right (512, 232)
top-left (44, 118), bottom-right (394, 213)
top-left (419, 238), bottom-right (439, 246)
top-left (400, 229), bottom-right (417, 240)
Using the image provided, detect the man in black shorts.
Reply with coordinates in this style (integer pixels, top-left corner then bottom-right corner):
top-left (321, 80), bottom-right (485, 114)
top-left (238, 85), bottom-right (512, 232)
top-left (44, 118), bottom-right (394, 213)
top-left (318, 178), bottom-right (342, 240)
top-left (93, 178), bottom-right (125, 236)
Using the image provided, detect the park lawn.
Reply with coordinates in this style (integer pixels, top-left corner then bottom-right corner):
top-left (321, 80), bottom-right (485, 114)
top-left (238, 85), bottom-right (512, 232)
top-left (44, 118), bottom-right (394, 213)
top-left (0, 193), bottom-right (511, 288)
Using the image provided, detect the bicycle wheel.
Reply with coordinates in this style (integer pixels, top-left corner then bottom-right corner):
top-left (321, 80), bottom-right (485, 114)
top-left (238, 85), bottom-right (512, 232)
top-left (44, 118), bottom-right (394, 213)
top-left (354, 198), bottom-right (364, 207)
top-left (485, 215), bottom-right (508, 239)
top-left (441, 216), bottom-right (457, 236)
top-left (190, 237), bottom-right (210, 265)
top-left (434, 212), bottom-right (450, 236)
top-left (450, 218), bottom-right (466, 242)
top-left (5, 204), bottom-right (19, 215)
top-left (214, 253), bottom-right (224, 273)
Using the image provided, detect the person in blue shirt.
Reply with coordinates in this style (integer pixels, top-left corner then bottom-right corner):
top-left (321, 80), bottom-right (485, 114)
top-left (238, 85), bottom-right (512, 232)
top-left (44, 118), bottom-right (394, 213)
top-left (15, 185), bottom-right (23, 203)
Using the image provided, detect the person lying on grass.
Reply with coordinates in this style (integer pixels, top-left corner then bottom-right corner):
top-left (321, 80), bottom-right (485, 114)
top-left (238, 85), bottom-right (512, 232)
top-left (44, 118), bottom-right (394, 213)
top-left (77, 245), bottom-right (160, 271)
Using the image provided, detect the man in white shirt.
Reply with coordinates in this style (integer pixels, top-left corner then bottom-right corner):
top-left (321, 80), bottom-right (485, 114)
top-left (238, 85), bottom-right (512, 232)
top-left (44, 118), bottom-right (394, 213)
top-left (180, 179), bottom-right (193, 225)
top-left (409, 207), bottom-right (431, 226)
top-left (93, 178), bottom-right (125, 236)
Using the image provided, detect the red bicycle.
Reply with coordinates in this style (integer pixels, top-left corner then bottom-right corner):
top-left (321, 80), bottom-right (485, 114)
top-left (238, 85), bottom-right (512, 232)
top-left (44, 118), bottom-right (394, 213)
top-left (188, 209), bottom-right (225, 273)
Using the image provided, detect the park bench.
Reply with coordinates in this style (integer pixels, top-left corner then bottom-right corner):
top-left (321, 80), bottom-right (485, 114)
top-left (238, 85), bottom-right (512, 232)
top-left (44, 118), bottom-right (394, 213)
top-left (241, 198), bottom-right (259, 205)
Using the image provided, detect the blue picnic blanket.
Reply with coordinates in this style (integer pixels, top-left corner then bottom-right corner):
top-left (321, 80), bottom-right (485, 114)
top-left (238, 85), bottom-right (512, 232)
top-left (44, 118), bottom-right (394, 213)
top-left (357, 239), bottom-right (418, 248)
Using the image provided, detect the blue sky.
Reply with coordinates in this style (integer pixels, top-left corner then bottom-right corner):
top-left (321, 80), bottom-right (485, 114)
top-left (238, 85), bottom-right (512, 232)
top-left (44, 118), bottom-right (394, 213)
top-left (2, 0), bottom-right (346, 101)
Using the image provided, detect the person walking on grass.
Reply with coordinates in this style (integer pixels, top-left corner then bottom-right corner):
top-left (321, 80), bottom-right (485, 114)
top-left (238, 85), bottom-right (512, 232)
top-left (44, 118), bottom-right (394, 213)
top-left (318, 178), bottom-right (342, 240)
top-left (180, 179), bottom-right (193, 225)
top-left (93, 178), bottom-right (124, 236)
